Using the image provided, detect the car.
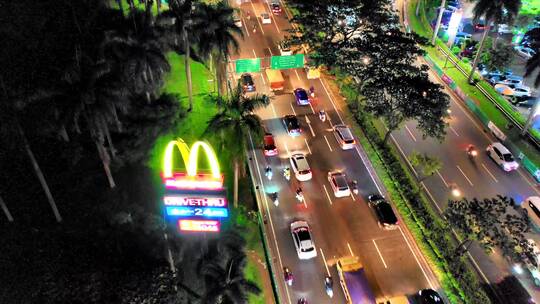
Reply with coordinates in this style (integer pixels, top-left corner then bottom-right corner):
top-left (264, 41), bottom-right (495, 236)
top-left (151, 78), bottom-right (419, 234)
top-left (486, 142), bottom-right (519, 171)
top-left (278, 41), bottom-right (292, 56)
top-left (455, 32), bottom-right (472, 41)
top-left (271, 2), bottom-right (282, 14)
top-left (263, 133), bottom-right (278, 156)
top-left (241, 73), bottom-right (255, 92)
top-left (294, 88), bottom-right (310, 106)
top-left (418, 289), bottom-right (444, 304)
top-left (497, 24), bottom-right (513, 34)
top-left (290, 221), bottom-right (317, 260)
top-left (328, 171), bottom-right (350, 198)
top-left (367, 194), bottom-right (399, 230)
top-left (486, 70), bottom-right (513, 79)
top-left (494, 84), bottom-right (531, 98)
top-left (515, 46), bottom-right (536, 59)
top-left (446, 0), bottom-right (460, 8)
top-left (490, 75), bottom-right (523, 86)
top-left (333, 124), bottom-right (356, 150)
top-left (289, 153), bottom-right (312, 181)
top-left (261, 13), bottom-right (271, 24)
top-left (283, 114), bottom-right (302, 136)
top-left (233, 11), bottom-right (242, 28)
top-left (516, 96), bottom-right (538, 109)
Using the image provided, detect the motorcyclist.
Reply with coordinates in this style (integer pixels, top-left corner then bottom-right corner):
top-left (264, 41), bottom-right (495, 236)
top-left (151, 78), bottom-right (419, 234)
top-left (284, 267), bottom-right (293, 286)
top-left (283, 167), bottom-right (291, 180)
top-left (351, 180), bottom-right (359, 195)
top-left (271, 192), bottom-right (279, 206)
top-left (324, 276), bottom-right (334, 298)
top-left (298, 298), bottom-right (308, 304)
top-left (466, 144), bottom-right (477, 157)
top-left (265, 166), bottom-right (273, 180)
top-left (319, 109), bottom-right (326, 122)
top-left (309, 86), bottom-right (315, 98)
top-left (295, 187), bottom-right (304, 202)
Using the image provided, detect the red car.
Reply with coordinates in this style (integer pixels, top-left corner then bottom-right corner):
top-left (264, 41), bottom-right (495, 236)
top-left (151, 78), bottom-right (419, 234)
top-left (263, 133), bottom-right (278, 156)
top-left (271, 3), bottom-right (282, 14)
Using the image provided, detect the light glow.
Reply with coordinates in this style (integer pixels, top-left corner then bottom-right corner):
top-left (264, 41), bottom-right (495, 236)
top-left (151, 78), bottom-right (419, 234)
top-left (447, 10), bottom-right (463, 37)
top-left (166, 206), bottom-right (228, 218)
top-left (164, 196), bottom-right (227, 207)
top-left (179, 219), bottom-right (220, 232)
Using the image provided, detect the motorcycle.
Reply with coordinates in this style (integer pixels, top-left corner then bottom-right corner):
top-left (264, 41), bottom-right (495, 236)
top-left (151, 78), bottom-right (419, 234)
top-left (295, 188), bottom-right (304, 202)
top-left (297, 298), bottom-right (308, 304)
top-left (283, 167), bottom-right (291, 181)
top-left (319, 110), bottom-right (326, 122)
top-left (265, 166), bottom-right (273, 180)
top-left (284, 267), bottom-right (293, 286)
top-left (271, 192), bottom-right (279, 206)
top-left (351, 180), bottom-right (359, 195)
top-left (309, 86), bottom-right (315, 98)
top-left (324, 276), bottom-right (334, 298)
top-left (467, 145), bottom-right (478, 158)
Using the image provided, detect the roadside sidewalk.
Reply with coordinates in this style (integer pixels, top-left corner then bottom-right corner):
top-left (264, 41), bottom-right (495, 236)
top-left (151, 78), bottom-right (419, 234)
top-left (248, 250), bottom-right (275, 304)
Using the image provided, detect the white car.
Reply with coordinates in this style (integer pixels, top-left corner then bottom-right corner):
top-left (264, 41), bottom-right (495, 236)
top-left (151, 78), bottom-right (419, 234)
top-left (333, 124), bottom-right (356, 150)
top-left (290, 221), bottom-right (317, 260)
top-left (494, 84), bottom-right (532, 98)
top-left (515, 46), bottom-right (536, 59)
top-left (290, 153), bottom-right (312, 181)
top-left (328, 171), bottom-right (351, 198)
top-left (486, 142), bottom-right (519, 172)
top-left (278, 41), bottom-right (292, 56)
top-left (261, 13), bottom-right (271, 24)
top-left (496, 76), bottom-right (524, 87)
top-left (497, 24), bottom-right (513, 34)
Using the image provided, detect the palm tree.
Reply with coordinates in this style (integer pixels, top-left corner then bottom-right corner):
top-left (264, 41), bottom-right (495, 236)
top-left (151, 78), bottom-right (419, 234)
top-left (161, 0), bottom-right (197, 111)
top-left (207, 85), bottom-right (269, 207)
top-left (467, 0), bottom-right (521, 83)
top-left (522, 28), bottom-right (540, 135)
top-left (192, 2), bottom-right (243, 95)
top-left (201, 253), bottom-right (261, 303)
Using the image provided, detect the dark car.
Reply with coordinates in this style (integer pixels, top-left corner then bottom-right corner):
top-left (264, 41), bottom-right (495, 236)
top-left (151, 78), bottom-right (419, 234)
top-left (241, 73), bottom-right (255, 92)
top-left (517, 96), bottom-right (538, 109)
top-left (294, 88), bottom-right (310, 105)
top-left (283, 115), bottom-right (302, 137)
top-left (367, 194), bottom-right (398, 230)
top-left (418, 289), bottom-right (444, 304)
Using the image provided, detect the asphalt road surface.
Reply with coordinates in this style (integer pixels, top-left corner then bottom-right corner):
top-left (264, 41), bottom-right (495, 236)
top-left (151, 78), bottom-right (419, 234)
top-left (231, 1), bottom-right (441, 303)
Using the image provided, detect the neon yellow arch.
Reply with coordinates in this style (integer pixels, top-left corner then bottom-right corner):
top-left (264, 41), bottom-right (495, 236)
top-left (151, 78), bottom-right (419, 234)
top-left (163, 138), bottom-right (221, 179)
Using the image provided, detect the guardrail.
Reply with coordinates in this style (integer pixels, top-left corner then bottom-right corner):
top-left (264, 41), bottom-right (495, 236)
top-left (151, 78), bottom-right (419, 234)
top-left (424, 54), bottom-right (540, 183)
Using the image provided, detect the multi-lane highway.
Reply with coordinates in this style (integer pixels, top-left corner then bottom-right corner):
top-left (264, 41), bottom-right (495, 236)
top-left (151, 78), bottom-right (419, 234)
top-left (395, 0), bottom-right (540, 301)
top-left (231, 1), bottom-right (441, 303)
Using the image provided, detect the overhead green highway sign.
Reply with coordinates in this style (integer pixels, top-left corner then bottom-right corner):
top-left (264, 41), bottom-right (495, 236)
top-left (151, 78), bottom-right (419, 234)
top-left (235, 58), bottom-right (261, 73)
top-left (270, 54), bottom-right (305, 70)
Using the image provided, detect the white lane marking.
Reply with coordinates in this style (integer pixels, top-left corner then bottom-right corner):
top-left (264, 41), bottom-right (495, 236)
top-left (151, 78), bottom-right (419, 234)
top-left (242, 16), bottom-right (250, 37)
top-left (280, 0), bottom-right (292, 19)
top-left (456, 165), bottom-right (473, 186)
top-left (252, 49), bottom-right (257, 58)
top-left (347, 242), bottom-right (355, 256)
top-left (319, 248), bottom-right (331, 276)
top-left (517, 169), bottom-right (540, 196)
top-left (481, 163), bottom-right (498, 183)
top-left (294, 69), bottom-right (301, 81)
top-left (247, 133), bottom-right (292, 304)
top-left (319, 78), bottom-right (344, 124)
top-left (354, 146), bottom-right (384, 195)
top-left (327, 115), bottom-right (333, 127)
top-left (267, 47), bottom-right (273, 56)
top-left (350, 191), bottom-right (356, 202)
top-left (304, 138), bottom-right (312, 154)
top-left (271, 103), bottom-right (277, 118)
top-left (284, 141), bottom-right (290, 156)
top-left (289, 103), bottom-right (297, 115)
top-left (309, 103), bottom-right (316, 114)
top-left (420, 182), bottom-right (444, 213)
top-left (449, 126), bottom-right (460, 137)
top-left (305, 115), bottom-right (316, 137)
top-left (398, 226), bottom-right (435, 289)
top-left (436, 170), bottom-right (449, 187)
top-left (260, 72), bottom-right (266, 86)
top-left (404, 125), bottom-right (417, 142)
top-left (323, 184), bottom-right (333, 205)
top-left (324, 135), bottom-right (333, 152)
top-left (372, 239), bottom-right (388, 268)
top-left (250, 1), bottom-right (265, 34)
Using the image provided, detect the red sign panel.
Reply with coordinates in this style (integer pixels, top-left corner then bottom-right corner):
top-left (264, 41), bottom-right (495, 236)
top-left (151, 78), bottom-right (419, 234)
top-left (179, 219), bottom-right (220, 232)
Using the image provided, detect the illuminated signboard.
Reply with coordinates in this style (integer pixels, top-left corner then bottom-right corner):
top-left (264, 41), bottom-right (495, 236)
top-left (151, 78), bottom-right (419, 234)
top-left (446, 10), bottom-right (463, 46)
top-left (166, 206), bottom-right (228, 218)
top-left (162, 139), bottom-right (223, 190)
top-left (179, 219), bottom-right (220, 232)
top-left (164, 196), bottom-right (227, 207)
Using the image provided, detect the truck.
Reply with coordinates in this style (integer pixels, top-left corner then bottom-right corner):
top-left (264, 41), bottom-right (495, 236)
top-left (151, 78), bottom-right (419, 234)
top-left (337, 256), bottom-right (376, 304)
top-left (265, 69), bottom-right (284, 91)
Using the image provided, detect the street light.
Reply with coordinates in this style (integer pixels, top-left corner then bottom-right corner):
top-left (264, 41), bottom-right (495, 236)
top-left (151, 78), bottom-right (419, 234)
top-left (362, 57), bottom-right (370, 65)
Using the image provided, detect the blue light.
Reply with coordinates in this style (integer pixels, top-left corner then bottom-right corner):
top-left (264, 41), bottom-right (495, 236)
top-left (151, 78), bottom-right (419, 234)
top-left (165, 206), bottom-right (229, 218)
